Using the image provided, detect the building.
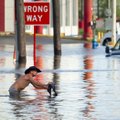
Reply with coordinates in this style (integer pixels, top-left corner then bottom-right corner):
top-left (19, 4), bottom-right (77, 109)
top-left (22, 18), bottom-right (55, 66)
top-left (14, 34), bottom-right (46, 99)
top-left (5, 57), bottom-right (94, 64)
top-left (0, 0), bottom-right (14, 32)
top-left (0, 0), bottom-right (78, 36)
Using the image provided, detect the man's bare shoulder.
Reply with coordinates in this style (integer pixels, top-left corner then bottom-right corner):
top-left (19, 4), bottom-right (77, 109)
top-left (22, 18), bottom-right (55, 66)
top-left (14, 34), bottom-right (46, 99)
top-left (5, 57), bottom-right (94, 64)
top-left (19, 74), bottom-right (32, 81)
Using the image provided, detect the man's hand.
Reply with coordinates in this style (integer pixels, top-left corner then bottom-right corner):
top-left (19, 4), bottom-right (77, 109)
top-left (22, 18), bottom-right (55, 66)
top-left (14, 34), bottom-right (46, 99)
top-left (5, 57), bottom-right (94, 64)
top-left (47, 82), bottom-right (57, 97)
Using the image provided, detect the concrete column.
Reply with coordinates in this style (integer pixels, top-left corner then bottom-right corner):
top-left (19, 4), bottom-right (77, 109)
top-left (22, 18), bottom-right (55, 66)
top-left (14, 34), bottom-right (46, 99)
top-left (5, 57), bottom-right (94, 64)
top-left (52, 0), bottom-right (61, 55)
top-left (112, 0), bottom-right (116, 44)
top-left (15, 0), bottom-right (26, 64)
top-left (83, 0), bottom-right (93, 40)
top-left (0, 0), bottom-right (5, 31)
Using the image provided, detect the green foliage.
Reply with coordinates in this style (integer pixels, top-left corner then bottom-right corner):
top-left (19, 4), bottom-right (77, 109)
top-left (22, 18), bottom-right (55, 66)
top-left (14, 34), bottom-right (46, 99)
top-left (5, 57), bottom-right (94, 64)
top-left (99, 0), bottom-right (108, 18)
top-left (117, 0), bottom-right (120, 19)
top-left (117, 7), bottom-right (120, 19)
top-left (79, 29), bottom-right (84, 35)
top-left (78, 0), bottom-right (120, 22)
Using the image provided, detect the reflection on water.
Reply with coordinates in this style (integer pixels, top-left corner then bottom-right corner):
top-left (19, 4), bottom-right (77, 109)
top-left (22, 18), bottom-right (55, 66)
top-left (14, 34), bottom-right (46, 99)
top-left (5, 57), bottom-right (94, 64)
top-left (82, 55), bottom-right (96, 119)
top-left (53, 55), bottom-right (61, 87)
top-left (0, 45), bottom-right (6, 67)
top-left (1, 43), bottom-right (120, 119)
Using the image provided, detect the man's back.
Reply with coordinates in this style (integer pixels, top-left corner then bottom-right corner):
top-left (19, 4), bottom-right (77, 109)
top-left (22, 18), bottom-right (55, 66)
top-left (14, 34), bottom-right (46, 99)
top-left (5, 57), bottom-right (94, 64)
top-left (10, 74), bottom-right (31, 91)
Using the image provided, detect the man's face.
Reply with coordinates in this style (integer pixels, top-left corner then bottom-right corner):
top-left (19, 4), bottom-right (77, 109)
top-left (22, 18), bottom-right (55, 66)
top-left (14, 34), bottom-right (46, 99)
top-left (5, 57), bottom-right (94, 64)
top-left (31, 71), bottom-right (37, 77)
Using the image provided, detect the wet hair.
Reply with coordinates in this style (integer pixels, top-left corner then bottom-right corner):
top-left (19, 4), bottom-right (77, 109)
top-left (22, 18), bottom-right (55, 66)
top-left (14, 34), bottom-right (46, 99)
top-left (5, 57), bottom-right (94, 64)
top-left (24, 66), bottom-right (41, 74)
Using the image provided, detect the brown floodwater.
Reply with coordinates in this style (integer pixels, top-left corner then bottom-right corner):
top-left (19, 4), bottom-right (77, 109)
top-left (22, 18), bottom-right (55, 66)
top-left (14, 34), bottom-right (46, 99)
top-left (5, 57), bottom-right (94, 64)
top-left (0, 43), bottom-right (120, 120)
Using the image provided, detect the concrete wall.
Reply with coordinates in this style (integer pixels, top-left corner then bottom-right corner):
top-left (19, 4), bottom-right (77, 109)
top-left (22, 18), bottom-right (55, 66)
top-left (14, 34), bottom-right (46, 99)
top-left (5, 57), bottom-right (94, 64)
top-left (5, 0), bottom-right (14, 32)
top-left (0, 0), bottom-right (5, 32)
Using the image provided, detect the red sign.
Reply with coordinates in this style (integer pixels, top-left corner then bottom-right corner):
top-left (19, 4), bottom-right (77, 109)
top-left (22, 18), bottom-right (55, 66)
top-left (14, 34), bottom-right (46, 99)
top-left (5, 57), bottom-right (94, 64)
top-left (24, 2), bottom-right (50, 25)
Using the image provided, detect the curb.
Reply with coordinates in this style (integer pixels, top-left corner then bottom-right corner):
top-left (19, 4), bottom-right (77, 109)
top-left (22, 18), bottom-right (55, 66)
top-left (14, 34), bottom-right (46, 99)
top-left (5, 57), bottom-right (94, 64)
top-left (0, 32), bottom-right (83, 40)
top-left (0, 32), bottom-right (14, 36)
top-left (0, 32), bottom-right (93, 42)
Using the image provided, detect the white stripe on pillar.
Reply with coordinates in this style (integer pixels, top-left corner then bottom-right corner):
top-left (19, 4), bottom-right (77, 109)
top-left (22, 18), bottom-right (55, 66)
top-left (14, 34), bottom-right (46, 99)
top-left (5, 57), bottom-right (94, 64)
top-left (5, 0), bottom-right (14, 32)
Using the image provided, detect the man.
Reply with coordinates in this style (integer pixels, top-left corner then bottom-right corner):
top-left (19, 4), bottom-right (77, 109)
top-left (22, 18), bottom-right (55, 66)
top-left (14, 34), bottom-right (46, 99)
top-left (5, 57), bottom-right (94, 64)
top-left (9, 66), bottom-right (57, 98)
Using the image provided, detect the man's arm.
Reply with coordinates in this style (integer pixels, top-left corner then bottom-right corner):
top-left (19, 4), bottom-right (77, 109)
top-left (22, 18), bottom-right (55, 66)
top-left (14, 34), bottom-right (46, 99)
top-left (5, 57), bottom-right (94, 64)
top-left (29, 76), bottom-right (48, 89)
top-left (32, 82), bottom-right (48, 89)
top-left (28, 75), bottom-right (57, 96)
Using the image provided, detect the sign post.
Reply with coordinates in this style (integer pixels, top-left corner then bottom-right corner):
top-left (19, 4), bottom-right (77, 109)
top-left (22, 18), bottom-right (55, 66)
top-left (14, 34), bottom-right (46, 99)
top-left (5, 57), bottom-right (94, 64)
top-left (33, 26), bottom-right (36, 66)
top-left (24, 2), bottom-right (50, 66)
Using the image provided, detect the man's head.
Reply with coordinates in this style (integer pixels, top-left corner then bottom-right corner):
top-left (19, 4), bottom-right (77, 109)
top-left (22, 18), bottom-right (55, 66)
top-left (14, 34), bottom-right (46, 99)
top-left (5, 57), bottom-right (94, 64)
top-left (25, 66), bottom-right (41, 76)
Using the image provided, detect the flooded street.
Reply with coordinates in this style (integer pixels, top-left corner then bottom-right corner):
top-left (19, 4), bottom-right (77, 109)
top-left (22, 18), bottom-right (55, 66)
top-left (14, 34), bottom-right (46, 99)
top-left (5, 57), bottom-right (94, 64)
top-left (0, 36), bottom-right (120, 120)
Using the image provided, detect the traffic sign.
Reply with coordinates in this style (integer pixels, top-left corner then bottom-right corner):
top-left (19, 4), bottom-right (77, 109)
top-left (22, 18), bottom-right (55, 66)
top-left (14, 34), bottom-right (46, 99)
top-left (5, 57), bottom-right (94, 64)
top-left (24, 2), bottom-right (50, 25)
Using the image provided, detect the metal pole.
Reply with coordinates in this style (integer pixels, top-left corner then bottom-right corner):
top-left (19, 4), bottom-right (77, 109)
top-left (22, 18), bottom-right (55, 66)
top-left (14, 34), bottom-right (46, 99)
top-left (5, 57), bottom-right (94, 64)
top-left (33, 26), bottom-right (36, 66)
top-left (112, 0), bottom-right (116, 44)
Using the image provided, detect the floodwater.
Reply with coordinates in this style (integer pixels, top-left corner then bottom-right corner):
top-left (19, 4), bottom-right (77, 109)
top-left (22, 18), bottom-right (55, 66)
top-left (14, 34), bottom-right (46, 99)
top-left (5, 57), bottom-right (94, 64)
top-left (0, 39), bottom-right (120, 120)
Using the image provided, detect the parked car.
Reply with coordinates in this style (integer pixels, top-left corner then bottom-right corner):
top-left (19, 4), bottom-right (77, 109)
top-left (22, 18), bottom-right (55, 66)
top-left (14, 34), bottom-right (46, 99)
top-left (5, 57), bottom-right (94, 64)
top-left (101, 22), bottom-right (120, 46)
top-left (100, 30), bottom-right (120, 57)
top-left (105, 38), bottom-right (120, 57)
top-left (101, 31), bottom-right (120, 46)
top-left (100, 21), bottom-right (120, 56)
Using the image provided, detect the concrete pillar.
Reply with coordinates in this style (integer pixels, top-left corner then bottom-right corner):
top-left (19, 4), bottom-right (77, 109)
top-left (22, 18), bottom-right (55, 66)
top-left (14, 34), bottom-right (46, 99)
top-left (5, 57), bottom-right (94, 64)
top-left (83, 0), bottom-right (93, 40)
top-left (0, 0), bottom-right (5, 31)
top-left (112, 0), bottom-right (116, 44)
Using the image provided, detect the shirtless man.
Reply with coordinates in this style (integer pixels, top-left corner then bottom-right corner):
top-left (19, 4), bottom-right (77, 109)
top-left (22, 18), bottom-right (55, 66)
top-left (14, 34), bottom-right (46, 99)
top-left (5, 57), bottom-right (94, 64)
top-left (9, 66), bottom-right (57, 98)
